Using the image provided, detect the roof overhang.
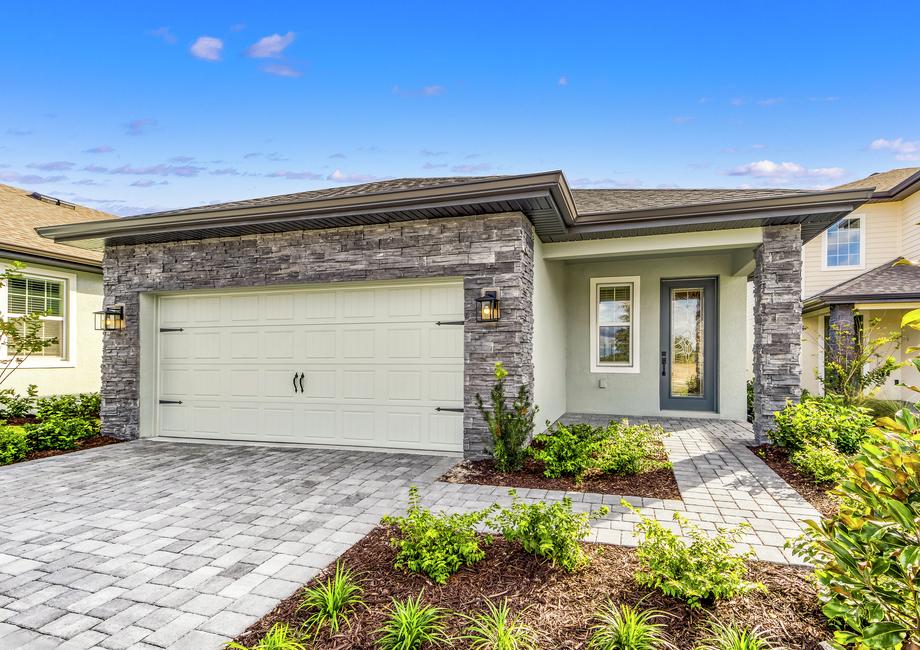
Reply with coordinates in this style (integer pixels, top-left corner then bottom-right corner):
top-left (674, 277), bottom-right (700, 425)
top-left (0, 244), bottom-right (102, 273)
top-left (804, 292), bottom-right (920, 314)
top-left (866, 169), bottom-right (920, 202)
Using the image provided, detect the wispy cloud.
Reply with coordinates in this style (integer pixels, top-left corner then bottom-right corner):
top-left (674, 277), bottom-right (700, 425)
top-left (727, 160), bottom-right (845, 183)
top-left (211, 167), bottom-right (242, 176)
top-left (130, 179), bottom-right (169, 187)
top-left (420, 149), bottom-right (447, 157)
top-left (569, 177), bottom-right (641, 188)
top-left (230, 23), bottom-right (246, 32)
top-left (422, 162), bottom-right (448, 170)
top-left (329, 153), bottom-right (347, 159)
top-left (757, 97), bottom-right (784, 106)
top-left (83, 163), bottom-right (204, 177)
top-left (190, 36), bottom-right (223, 61)
top-left (392, 84), bottom-right (445, 97)
top-left (169, 155), bottom-right (195, 163)
top-left (266, 170), bottom-right (323, 180)
top-left (451, 163), bottom-right (492, 173)
top-left (672, 115), bottom-right (695, 124)
top-left (84, 145), bottom-right (114, 154)
top-left (558, 75), bottom-right (569, 86)
top-left (243, 152), bottom-right (288, 161)
top-left (6, 128), bottom-right (32, 136)
top-left (0, 171), bottom-right (66, 185)
top-left (262, 64), bottom-right (302, 78)
top-left (28, 161), bottom-right (75, 171)
top-left (246, 32), bottom-right (295, 58)
top-left (327, 169), bottom-right (382, 183)
top-left (149, 27), bottom-right (176, 44)
top-left (870, 137), bottom-right (920, 162)
top-left (125, 118), bottom-right (157, 136)
top-left (729, 97), bottom-right (745, 107)
top-left (72, 179), bottom-right (103, 186)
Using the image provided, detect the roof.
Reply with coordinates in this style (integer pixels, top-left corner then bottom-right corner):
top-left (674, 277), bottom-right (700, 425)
top-left (37, 171), bottom-right (873, 251)
top-left (805, 257), bottom-right (920, 311)
top-left (832, 167), bottom-right (920, 201)
top-left (0, 183), bottom-right (114, 267)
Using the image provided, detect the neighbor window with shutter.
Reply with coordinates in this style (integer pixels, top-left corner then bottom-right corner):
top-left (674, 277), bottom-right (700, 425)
top-left (5, 275), bottom-right (66, 358)
top-left (590, 276), bottom-right (641, 373)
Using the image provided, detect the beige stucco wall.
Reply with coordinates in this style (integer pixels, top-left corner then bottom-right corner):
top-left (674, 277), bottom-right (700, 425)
top-left (1, 259), bottom-right (103, 396)
top-left (562, 253), bottom-right (747, 420)
top-left (532, 237), bottom-right (568, 429)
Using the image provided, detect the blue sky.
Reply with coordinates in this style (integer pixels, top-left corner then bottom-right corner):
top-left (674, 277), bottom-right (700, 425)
top-left (2, 1), bottom-right (919, 216)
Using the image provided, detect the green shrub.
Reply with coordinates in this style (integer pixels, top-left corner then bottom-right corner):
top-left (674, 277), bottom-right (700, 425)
top-left (595, 421), bottom-right (669, 476)
top-left (0, 426), bottom-right (29, 465)
top-left (745, 379), bottom-right (754, 424)
top-left (376, 592), bottom-right (450, 650)
top-left (298, 562), bottom-right (364, 637)
top-left (769, 397), bottom-right (873, 454)
top-left (529, 422), bottom-right (602, 480)
top-left (0, 384), bottom-right (37, 419)
top-left (626, 502), bottom-right (763, 608)
top-left (490, 489), bottom-right (609, 572)
top-left (25, 416), bottom-right (97, 451)
top-left (694, 621), bottom-right (778, 650)
top-left (476, 362), bottom-right (537, 473)
top-left (227, 623), bottom-right (308, 650)
top-left (381, 486), bottom-right (495, 584)
top-left (791, 409), bottom-right (920, 650)
top-left (860, 398), bottom-right (912, 420)
top-left (788, 442), bottom-right (848, 483)
top-left (460, 599), bottom-right (537, 650)
top-left (35, 392), bottom-right (101, 421)
top-left (588, 600), bottom-right (675, 650)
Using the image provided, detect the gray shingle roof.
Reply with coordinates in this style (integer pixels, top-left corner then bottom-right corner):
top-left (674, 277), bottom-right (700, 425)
top-left (570, 188), bottom-right (809, 214)
top-left (832, 167), bottom-right (920, 193)
top-left (808, 257), bottom-right (920, 303)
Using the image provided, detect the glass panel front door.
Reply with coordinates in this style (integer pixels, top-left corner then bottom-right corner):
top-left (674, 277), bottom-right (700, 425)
top-left (660, 278), bottom-right (717, 412)
top-left (670, 288), bottom-right (704, 398)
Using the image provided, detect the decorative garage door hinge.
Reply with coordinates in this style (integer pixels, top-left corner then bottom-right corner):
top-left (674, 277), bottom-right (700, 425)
top-left (435, 320), bottom-right (464, 326)
top-left (159, 327), bottom-right (184, 332)
top-left (434, 407), bottom-right (464, 412)
top-left (158, 399), bottom-right (182, 404)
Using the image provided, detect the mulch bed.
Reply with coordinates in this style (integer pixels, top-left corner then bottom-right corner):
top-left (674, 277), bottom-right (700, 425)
top-left (3, 415), bottom-right (39, 426)
top-left (233, 527), bottom-right (830, 649)
top-left (749, 444), bottom-right (839, 517)
top-left (440, 452), bottom-right (681, 500)
top-left (19, 436), bottom-right (123, 463)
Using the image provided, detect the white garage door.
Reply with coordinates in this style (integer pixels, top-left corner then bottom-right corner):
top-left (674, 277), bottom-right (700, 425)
top-left (156, 280), bottom-right (465, 453)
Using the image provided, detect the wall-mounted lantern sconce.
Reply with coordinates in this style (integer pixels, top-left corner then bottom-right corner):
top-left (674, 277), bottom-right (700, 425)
top-left (94, 305), bottom-right (126, 331)
top-left (475, 290), bottom-right (501, 322)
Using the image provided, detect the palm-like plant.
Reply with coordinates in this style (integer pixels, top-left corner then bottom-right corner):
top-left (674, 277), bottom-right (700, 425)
top-left (588, 600), bottom-right (675, 650)
top-left (227, 623), bottom-right (309, 650)
top-left (377, 591), bottom-right (451, 650)
top-left (460, 599), bottom-right (538, 650)
top-left (298, 561), bottom-right (364, 636)
top-left (694, 622), bottom-right (780, 650)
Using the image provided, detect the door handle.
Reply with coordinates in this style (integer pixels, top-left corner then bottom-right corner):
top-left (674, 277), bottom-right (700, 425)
top-left (660, 351), bottom-right (667, 377)
top-left (298, 373), bottom-right (305, 393)
top-left (293, 372), bottom-right (300, 393)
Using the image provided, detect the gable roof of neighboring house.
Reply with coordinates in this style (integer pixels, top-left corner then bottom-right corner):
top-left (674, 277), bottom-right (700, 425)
top-left (0, 183), bottom-right (114, 269)
top-left (832, 167), bottom-right (920, 202)
top-left (804, 257), bottom-right (920, 312)
top-left (37, 171), bottom-right (873, 250)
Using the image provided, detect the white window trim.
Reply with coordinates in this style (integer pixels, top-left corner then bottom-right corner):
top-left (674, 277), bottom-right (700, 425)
top-left (589, 276), bottom-right (641, 374)
top-left (822, 215), bottom-right (866, 271)
top-left (0, 264), bottom-right (78, 369)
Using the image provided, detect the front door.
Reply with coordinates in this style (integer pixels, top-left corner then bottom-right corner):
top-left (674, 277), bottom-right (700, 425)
top-left (659, 278), bottom-right (718, 412)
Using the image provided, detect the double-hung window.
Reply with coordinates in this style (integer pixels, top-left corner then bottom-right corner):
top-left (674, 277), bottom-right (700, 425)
top-left (5, 273), bottom-right (67, 359)
top-left (825, 216), bottom-right (863, 269)
top-left (590, 276), bottom-right (640, 373)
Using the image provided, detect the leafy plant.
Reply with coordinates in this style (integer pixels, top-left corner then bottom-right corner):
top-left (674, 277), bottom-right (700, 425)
top-left (35, 392), bottom-right (101, 421)
top-left (625, 502), bottom-right (763, 608)
top-left (227, 623), bottom-right (309, 650)
top-left (819, 316), bottom-right (904, 404)
top-left (376, 592), bottom-right (450, 650)
top-left (694, 621), bottom-right (778, 650)
top-left (0, 263), bottom-right (59, 388)
top-left (476, 362), bottom-right (537, 472)
top-left (529, 422), bottom-right (602, 480)
top-left (490, 489), bottom-right (609, 572)
top-left (0, 384), bottom-right (37, 419)
top-left (788, 442), bottom-right (849, 484)
top-left (298, 561), bottom-right (364, 637)
top-left (381, 486), bottom-right (495, 584)
top-left (588, 600), bottom-right (675, 650)
top-left (791, 408), bottom-right (920, 650)
top-left (0, 425), bottom-right (29, 465)
top-left (595, 421), bottom-right (669, 476)
top-left (460, 599), bottom-right (537, 650)
top-left (770, 396), bottom-right (873, 454)
top-left (24, 415), bottom-right (97, 451)
top-left (746, 379), bottom-right (755, 424)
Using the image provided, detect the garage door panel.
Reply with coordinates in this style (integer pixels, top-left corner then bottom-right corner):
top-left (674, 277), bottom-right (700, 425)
top-left (342, 410), bottom-right (377, 440)
top-left (342, 370), bottom-right (376, 400)
top-left (229, 295), bottom-right (260, 321)
top-left (429, 411), bottom-right (463, 448)
top-left (305, 291), bottom-right (337, 320)
top-left (230, 369), bottom-right (262, 397)
top-left (303, 369), bottom-right (336, 398)
top-left (429, 328), bottom-right (462, 358)
top-left (228, 407), bottom-right (260, 437)
top-left (306, 330), bottom-right (337, 358)
top-left (428, 370), bottom-right (464, 402)
top-left (387, 370), bottom-right (421, 400)
top-left (342, 289), bottom-right (375, 319)
top-left (302, 409), bottom-right (336, 438)
top-left (387, 287), bottom-right (422, 317)
top-left (387, 411), bottom-right (421, 444)
top-left (265, 293), bottom-right (296, 321)
top-left (341, 328), bottom-right (376, 359)
top-left (263, 330), bottom-right (296, 359)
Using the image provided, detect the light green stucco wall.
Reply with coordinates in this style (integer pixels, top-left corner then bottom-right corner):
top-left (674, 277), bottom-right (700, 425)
top-left (562, 253), bottom-right (748, 419)
top-left (532, 237), bottom-right (568, 429)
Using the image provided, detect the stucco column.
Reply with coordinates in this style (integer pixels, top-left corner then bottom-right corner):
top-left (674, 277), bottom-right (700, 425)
top-left (752, 224), bottom-right (803, 444)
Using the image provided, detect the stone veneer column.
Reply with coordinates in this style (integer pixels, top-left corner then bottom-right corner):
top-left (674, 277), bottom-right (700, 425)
top-left (752, 224), bottom-right (803, 444)
top-left (827, 303), bottom-right (857, 363)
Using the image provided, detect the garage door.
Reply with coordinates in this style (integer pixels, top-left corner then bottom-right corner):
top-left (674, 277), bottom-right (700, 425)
top-left (156, 280), bottom-right (465, 453)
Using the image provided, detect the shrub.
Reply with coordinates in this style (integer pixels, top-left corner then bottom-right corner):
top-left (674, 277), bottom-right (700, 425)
top-left (529, 422), bottom-right (602, 480)
top-left (791, 409), bottom-right (920, 650)
top-left (381, 486), bottom-right (495, 584)
top-left (25, 415), bottom-right (97, 451)
top-left (745, 379), bottom-right (754, 424)
top-left (490, 489), bottom-right (609, 572)
top-left (694, 622), bottom-right (778, 650)
top-left (0, 426), bottom-right (29, 465)
top-left (460, 599), bottom-right (537, 650)
top-left (769, 396), bottom-right (872, 454)
top-left (227, 623), bottom-right (308, 650)
top-left (595, 421), bottom-right (669, 476)
top-left (788, 442), bottom-right (848, 483)
top-left (376, 592), bottom-right (450, 650)
top-left (588, 601), bottom-right (675, 650)
top-left (476, 362), bottom-right (537, 472)
top-left (35, 392), bottom-right (101, 421)
top-left (0, 384), bottom-right (37, 419)
top-left (626, 502), bottom-right (763, 608)
top-left (298, 562), bottom-right (364, 636)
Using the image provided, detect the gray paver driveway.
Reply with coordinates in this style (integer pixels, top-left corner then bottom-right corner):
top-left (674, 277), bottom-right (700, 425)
top-left (0, 440), bottom-right (454, 650)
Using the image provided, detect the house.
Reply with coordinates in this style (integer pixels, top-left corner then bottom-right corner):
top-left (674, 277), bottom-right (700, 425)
top-left (37, 173), bottom-right (873, 454)
top-left (799, 168), bottom-right (920, 400)
top-left (1, 184), bottom-right (114, 396)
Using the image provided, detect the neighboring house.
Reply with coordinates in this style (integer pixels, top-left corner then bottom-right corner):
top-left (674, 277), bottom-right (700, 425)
top-left (0, 184), bottom-right (113, 396)
top-left (799, 168), bottom-right (920, 400)
top-left (39, 173), bottom-right (873, 453)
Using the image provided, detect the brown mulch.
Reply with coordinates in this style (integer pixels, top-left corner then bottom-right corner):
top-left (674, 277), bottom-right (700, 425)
top-left (749, 445), bottom-right (839, 517)
top-left (232, 527), bottom-right (830, 650)
top-left (440, 454), bottom-right (681, 500)
top-left (3, 415), bottom-right (39, 426)
top-left (20, 436), bottom-right (123, 463)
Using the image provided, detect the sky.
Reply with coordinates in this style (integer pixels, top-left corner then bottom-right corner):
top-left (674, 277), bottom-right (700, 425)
top-left (1, 1), bottom-right (919, 216)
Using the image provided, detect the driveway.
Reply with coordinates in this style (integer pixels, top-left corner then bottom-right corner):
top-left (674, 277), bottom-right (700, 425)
top-left (0, 440), bottom-right (454, 649)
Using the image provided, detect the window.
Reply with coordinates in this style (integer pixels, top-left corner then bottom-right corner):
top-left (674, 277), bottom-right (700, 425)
top-left (5, 274), bottom-right (66, 358)
top-left (825, 216), bottom-right (863, 268)
top-left (590, 276), bottom-right (640, 373)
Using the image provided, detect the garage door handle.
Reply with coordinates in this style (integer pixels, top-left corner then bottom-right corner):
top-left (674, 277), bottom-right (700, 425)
top-left (293, 372), bottom-right (299, 393)
top-left (298, 373), bottom-right (305, 393)
top-left (435, 407), bottom-right (464, 413)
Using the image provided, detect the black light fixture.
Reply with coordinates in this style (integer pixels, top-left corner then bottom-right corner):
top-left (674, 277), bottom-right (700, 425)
top-left (94, 305), bottom-right (125, 331)
top-left (475, 290), bottom-right (501, 322)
